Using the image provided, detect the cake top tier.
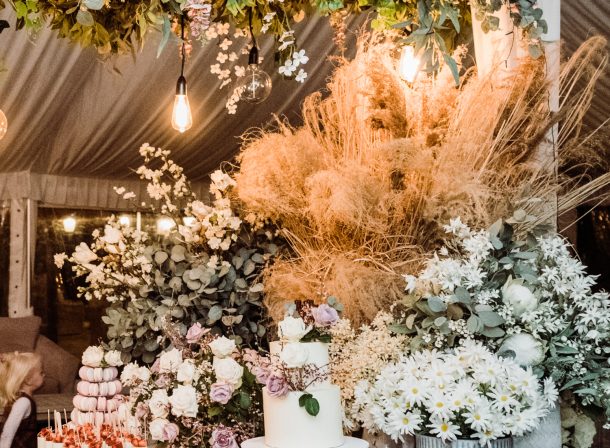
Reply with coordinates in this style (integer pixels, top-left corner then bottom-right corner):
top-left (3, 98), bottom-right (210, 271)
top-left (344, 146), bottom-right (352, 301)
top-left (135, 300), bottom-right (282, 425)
top-left (269, 341), bottom-right (330, 372)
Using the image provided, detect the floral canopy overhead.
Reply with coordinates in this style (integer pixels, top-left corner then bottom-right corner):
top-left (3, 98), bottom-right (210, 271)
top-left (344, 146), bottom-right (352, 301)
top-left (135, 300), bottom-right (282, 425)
top-left (3, 0), bottom-right (548, 80)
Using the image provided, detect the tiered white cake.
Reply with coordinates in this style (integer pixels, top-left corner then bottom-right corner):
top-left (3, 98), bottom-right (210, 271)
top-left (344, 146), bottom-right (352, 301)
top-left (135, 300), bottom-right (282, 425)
top-left (258, 342), bottom-right (359, 448)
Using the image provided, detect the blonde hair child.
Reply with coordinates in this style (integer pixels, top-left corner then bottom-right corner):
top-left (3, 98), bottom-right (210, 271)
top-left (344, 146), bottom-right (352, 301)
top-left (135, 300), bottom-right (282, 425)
top-left (0, 352), bottom-right (45, 448)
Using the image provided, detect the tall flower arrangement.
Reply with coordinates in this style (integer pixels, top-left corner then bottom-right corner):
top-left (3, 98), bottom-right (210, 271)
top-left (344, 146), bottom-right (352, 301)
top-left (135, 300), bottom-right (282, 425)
top-left (119, 323), bottom-right (262, 447)
top-left (57, 144), bottom-right (279, 362)
top-left (393, 212), bottom-right (610, 434)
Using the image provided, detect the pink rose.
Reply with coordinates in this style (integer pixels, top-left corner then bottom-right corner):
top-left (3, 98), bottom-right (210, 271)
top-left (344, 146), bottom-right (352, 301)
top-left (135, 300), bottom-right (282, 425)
top-left (242, 348), bottom-right (259, 365)
top-left (163, 423), bottom-right (179, 442)
top-left (135, 402), bottom-right (149, 419)
top-left (266, 374), bottom-right (289, 398)
top-left (311, 304), bottom-right (339, 327)
top-left (252, 366), bottom-right (270, 385)
top-left (151, 358), bottom-right (161, 373)
top-left (209, 381), bottom-right (235, 405)
top-left (155, 374), bottom-right (171, 388)
top-left (210, 426), bottom-right (239, 448)
top-left (186, 322), bottom-right (208, 344)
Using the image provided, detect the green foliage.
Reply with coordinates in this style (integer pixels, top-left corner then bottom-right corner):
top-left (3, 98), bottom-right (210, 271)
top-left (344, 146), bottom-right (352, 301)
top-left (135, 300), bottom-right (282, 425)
top-left (1, 0), bottom-right (546, 78)
top-left (298, 392), bottom-right (320, 416)
top-left (103, 231), bottom-right (278, 363)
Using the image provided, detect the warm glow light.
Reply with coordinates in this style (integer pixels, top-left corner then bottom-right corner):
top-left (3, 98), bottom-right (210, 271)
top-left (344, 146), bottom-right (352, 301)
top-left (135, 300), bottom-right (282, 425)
top-left (398, 46), bottom-right (420, 83)
top-left (118, 215), bottom-right (131, 227)
top-left (157, 217), bottom-right (176, 234)
top-left (0, 110), bottom-right (7, 140)
top-left (63, 217), bottom-right (76, 233)
top-left (183, 216), bottom-right (196, 227)
top-left (171, 94), bottom-right (193, 133)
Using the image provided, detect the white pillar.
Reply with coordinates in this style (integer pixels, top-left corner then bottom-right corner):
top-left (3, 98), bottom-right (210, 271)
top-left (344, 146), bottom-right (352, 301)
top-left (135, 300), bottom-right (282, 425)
top-left (8, 198), bottom-right (36, 317)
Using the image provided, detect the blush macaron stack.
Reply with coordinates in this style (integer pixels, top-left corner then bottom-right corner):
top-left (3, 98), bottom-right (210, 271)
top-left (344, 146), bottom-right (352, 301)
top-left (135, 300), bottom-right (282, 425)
top-left (71, 366), bottom-right (123, 427)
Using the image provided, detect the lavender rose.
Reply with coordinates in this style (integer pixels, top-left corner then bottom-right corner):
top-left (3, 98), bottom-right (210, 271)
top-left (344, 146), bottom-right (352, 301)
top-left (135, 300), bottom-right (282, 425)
top-left (266, 374), bottom-right (289, 398)
top-left (186, 322), bottom-right (208, 344)
top-left (163, 423), bottom-right (179, 442)
top-left (311, 304), bottom-right (339, 327)
top-left (252, 366), bottom-right (271, 385)
top-left (210, 426), bottom-right (239, 448)
top-left (209, 381), bottom-right (235, 405)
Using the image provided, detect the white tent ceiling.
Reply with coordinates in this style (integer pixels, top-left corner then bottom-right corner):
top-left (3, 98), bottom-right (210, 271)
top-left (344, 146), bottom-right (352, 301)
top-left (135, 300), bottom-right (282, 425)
top-left (0, 1), bottom-right (608, 199)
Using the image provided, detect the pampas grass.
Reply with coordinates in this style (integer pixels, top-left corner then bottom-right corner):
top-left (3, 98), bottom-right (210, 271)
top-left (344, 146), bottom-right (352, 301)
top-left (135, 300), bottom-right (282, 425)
top-left (235, 33), bottom-right (610, 324)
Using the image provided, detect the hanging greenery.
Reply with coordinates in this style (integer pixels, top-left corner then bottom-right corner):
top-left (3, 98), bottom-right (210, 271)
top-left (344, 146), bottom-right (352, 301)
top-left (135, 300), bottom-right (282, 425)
top-left (1, 0), bottom-right (546, 79)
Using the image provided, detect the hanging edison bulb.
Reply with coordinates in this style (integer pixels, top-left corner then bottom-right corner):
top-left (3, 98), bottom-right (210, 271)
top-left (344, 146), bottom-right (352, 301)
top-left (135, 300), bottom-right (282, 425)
top-left (0, 109), bottom-right (7, 140)
top-left (398, 45), bottom-right (420, 83)
top-left (171, 15), bottom-right (193, 133)
top-left (235, 46), bottom-right (272, 104)
top-left (172, 75), bottom-right (193, 133)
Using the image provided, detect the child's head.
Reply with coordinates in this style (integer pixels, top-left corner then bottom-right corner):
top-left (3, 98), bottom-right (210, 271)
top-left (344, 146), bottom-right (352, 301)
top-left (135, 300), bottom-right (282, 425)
top-left (0, 352), bottom-right (44, 407)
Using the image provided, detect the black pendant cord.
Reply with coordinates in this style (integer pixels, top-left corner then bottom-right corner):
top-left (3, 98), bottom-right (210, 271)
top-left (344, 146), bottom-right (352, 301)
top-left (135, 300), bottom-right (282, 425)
top-left (180, 14), bottom-right (186, 77)
top-left (247, 10), bottom-right (259, 65)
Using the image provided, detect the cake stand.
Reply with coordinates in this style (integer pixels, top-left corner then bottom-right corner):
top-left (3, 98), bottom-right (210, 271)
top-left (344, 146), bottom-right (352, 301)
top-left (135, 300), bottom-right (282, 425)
top-left (241, 437), bottom-right (369, 448)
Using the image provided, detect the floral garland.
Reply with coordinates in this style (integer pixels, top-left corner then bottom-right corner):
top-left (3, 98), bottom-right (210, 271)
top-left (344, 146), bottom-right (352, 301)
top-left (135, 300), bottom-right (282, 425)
top-left (4, 0), bottom-right (547, 85)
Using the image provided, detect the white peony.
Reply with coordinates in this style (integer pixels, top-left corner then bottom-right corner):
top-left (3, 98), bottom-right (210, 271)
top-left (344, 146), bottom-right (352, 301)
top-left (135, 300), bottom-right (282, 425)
top-left (137, 366), bottom-right (151, 382)
top-left (177, 360), bottom-right (198, 384)
top-left (213, 357), bottom-right (244, 387)
top-left (502, 280), bottom-right (538, 317)
top-left (169, 385), bottom-right (198, 418)
top-left (280, 343), bottom-right (309, 368)
top-left (101, 224), bottom-right (122, 245)
top-left (159, 348), bottom-right (183, 373)
top-left (278, 316), bottom-right (311, 342)
top-left (498, 333), bottom-right (544, 366)
top-left (209, 336), bottom-right (236, 358)
top-left (149, 389), bottom-right (170, 418)
top-left (73, 242), bottom-right (98, 265)
top-left (104, 350), bottom-right (123, 367)
top-left (82, 346), bottom-right (105, 367)
top-left (149, 418), bottom-right (170, 441)
top-left (120, 362), bottom-right (140, 384)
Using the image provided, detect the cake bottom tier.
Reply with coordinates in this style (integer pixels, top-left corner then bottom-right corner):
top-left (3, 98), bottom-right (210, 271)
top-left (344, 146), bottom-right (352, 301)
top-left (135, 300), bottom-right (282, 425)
top-left (242, 437), bottom-right (369, 448)
top-left (262, 385), bottom-right (345, 448)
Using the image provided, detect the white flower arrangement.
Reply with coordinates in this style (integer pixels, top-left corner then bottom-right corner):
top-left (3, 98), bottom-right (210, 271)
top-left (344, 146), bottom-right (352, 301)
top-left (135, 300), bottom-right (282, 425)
top-left (353, 341), bottom-right (557, 445)
top-left (396, 213), bottom-right (610, 436)
top-left (120, 326), bottom-right (260, 447)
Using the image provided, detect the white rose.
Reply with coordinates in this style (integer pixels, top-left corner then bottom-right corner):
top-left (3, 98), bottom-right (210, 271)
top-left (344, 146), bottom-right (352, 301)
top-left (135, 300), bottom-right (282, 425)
top-left (278, 316), bottom-right (311, 342)
top-left (82, 346), bottom-right (105, 367)
top-left (102, 224), bottom-right (122, 244)
top-left (213, 357), bottom-right (244, 387)
top-left (104, 350), bottom-right (123, 367)
top-left (120, 362), bottom-right (140, 384)
top-left (177, 360), bottom-right (199, 384)
top-left (137, 366), bottom-right (151, 382)
top-left (73, 242), bottom-right (98, 265)
top-left (502, 280), bottom-right (538, 317)
top-left (169, 385), bottom-right (198, 418)
top-left (279, 342), bottom-right (309, 368)
top-left (498, 333), bottom-right (544, 366)
top-left (159, 348), bottom-right (183, 373)
top-left (149, 389), bottom-right (170, 418)
top-left (209, 336), bottom-right (236, 358)
top-left (149, 418), bottom-right (170, 441)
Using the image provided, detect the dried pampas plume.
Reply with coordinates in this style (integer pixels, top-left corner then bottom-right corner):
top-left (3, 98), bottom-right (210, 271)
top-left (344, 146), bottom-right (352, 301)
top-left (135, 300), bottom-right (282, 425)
top-left (235, 33), bottom-right (609, 325)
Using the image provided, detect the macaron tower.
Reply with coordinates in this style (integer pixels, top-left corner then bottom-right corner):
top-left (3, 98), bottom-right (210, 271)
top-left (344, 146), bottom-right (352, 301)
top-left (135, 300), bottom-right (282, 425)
top-left (71, 346), bottom-right (124, 427)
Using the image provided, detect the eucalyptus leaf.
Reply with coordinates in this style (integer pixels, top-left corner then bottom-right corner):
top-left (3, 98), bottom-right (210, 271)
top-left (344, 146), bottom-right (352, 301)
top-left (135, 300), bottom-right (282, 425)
top-left (428, 296), bottom-right (447, 313)
top-left (83, 0), bottom-right (104, 10)
top-left (76, 10), bottom-right (95, 27)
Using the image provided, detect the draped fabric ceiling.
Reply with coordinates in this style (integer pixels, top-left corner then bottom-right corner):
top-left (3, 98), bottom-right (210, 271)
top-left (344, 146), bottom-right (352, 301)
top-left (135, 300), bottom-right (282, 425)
top-left (0, 2), bottom-right (608, 209)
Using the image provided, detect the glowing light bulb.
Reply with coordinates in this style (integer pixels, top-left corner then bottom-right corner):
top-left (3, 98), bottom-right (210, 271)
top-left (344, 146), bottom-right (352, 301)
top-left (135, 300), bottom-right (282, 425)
top-left (183, 216), bottom-right (196, 227)
top-left (398, 46), bottom-right (420, 83)
top-left (172, 76), bottom-right (193, 133)
top-left (235, 46), bottom-right (272, 104)
top-left (0, 109), bottom-right (7, 140)
top-left (63, 217), bottom-right (76, 233)
top-left (157, 217), bottom-right (176, 235)
top-left (118, 215), bottom-right (131, 227)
